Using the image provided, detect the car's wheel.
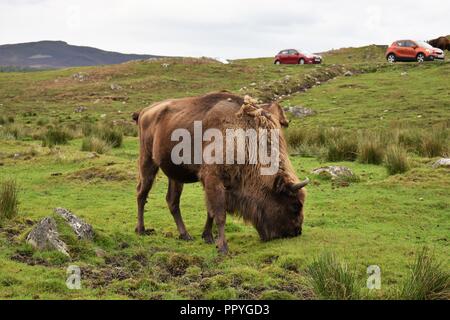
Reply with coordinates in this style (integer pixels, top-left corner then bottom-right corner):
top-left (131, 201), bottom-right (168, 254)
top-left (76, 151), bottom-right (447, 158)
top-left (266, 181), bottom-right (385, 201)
top-left (298, 58), bottom-right (305, 65)
top-left (274, 60), bottom-right (281, 65)
top-left (387, 53), bottom-right (396, 63)
top-left (416, 53), bottom-right (425, 63)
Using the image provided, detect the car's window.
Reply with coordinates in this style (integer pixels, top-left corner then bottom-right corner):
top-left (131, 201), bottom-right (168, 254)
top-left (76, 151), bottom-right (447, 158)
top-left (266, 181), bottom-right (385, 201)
top-left (280, 50), bottom-right (289, 55)
top-left (405, 41), bottom-right (417, 47)
top-left (289, 50), bottom-right (298, 55)
top-left (396, 41), bottom-right (405, 47)
top-left (417, 41), bottom-right (433, 49)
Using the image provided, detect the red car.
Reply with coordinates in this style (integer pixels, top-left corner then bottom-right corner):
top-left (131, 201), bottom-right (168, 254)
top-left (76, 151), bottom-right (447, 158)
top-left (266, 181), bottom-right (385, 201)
top-left (386, 40), bottom-right (445, 63)
top-left (274, 49), bottom-right (322, 65)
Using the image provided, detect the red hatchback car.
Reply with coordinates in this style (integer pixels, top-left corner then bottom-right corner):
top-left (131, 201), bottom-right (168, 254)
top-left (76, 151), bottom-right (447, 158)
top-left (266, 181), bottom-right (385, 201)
top-left (274, 49), bottom-right (322, 65)
top-left (385, 40), bottom-right (445, 63)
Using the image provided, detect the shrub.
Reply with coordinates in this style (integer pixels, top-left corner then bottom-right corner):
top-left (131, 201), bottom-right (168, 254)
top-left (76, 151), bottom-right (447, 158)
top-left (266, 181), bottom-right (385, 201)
top-left (2, 124), bottom-right (24, 139)
top-left (97, 126), bottom-right (123, 148)
top-left (115, 122), bottom-right (138, 137)
top-left (384, 145), bottom-right (410, 175)
top-left (324, 136), bottom-right (358, 162)
top-left (358, 133), bottom-right (385, 164)
top-left (36, 118), bottom-right (49, 126)
top-left (398, 129), bottom-right (422, 152)
top-left (307, 253), bottom-right (360, 300)
top-left (285, 128), bottom-right (307, 149)
top-left (82, 123), bottom-right (123, 148)
top-left (41, 127), bottom-right (72, 147)
top-left (419, 129), bottom-right (448, 158)
top-left (400, 248), bottom-right (449, 300)
top-left (0, 180), bottom-right (19, 222)
top-left (81, 137), bottom-right (111, 154)
top-left (81, 122), bottom-right (95, 137)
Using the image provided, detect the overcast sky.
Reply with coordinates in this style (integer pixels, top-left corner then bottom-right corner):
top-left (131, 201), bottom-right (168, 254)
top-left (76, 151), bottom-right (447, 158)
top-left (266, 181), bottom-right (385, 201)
top-left (0, 0), bottom-right (448, 59)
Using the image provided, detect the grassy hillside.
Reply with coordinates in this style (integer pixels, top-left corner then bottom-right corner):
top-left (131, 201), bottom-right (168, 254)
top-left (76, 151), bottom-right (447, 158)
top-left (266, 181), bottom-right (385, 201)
top-left (0, 53), bottom-right (449, 299)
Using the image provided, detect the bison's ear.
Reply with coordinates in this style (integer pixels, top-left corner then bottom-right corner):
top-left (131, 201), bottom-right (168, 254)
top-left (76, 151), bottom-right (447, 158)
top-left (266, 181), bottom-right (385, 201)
top-left (274, 175), bottom-right (288, 194)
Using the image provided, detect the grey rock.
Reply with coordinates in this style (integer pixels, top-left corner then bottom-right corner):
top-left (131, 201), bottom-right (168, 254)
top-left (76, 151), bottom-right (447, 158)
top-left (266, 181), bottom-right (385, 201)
top-left (313, 166), bottom-right (354, 179)
top-left (74, 106), bottom-right (88, 113)
top-left (344, 71), bottom-right (353, 77)
top-left (286, 105), bottom-right (316, 118)
top-left (72, 72), bottom-right (89, 82)
top-left (26, 217), bottom-right (69, 256)
top-left (55, 208), bottom-right (94, 240)
top-left (110, 83), bottom-right (123, 91)
top-left (432, 158), bottom-right (450, 168)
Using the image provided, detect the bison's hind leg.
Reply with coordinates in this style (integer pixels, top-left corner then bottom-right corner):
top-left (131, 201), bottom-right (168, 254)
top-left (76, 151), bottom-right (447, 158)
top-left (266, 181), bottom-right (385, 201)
top-left (136, 157), bottom-right (159, 235)
top-left (166, 179), bottom-right (193, 241)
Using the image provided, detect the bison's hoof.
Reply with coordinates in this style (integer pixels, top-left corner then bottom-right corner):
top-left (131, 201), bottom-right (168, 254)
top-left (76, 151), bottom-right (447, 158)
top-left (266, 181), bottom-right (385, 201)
top-left (202, 233), bottom-right (214, 244)
top-left (135, 227), bottom-right (155, 236)
top-left (217, 244), bottom-right (229, 255)
top-left (179, 233), bottom-right (193, 241)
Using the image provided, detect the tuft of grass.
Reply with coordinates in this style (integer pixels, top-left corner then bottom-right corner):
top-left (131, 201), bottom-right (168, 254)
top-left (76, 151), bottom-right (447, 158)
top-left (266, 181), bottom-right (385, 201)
top-left (41, 127), bottom-right (72, 147)
top-left (358, 133), bottom-right (385, 164)
top-left (384, 145), bottom-right (410, 175)
top-left (36, 117), bottom-right (49, 126)
top-left (400, 247), bottom-right (449, 300)
top-left (82, 123), bottom-right (123, 148)
top-left (0, 179), bottom-right (19, 223)
top-left (324, 135), bottom-right (358, 162)
top-left (419, 129), bottom-right (448, 158)
top-left (81, 137), bottom-right (111, 154)
top-left (307, 253), bottom-right (360, 300)
top-left (285, 128), bottom-right (308, 149)
top-left (97, 126), bottom-right (123, 148)
top-left (1, 124), bottom-right (24, 140)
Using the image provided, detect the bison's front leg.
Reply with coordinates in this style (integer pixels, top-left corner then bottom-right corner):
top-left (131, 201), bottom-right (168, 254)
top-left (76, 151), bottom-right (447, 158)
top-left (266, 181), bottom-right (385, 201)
top-left (202, 214), bottom-right (215, 244)
top-left (203, 175), bottom-right (228, 254)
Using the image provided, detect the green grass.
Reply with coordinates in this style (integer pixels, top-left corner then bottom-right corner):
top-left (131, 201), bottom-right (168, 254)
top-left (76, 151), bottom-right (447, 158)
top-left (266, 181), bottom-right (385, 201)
top-left (0, 180), bottom-right (19, 223)
top-left (384, 145), bottom-right (410, 175)
top-left (0, 52), bottom-right (449, 299)
top-left (400, 247), bottom-right (449, 300)
top-left (307, 252), bottom-right (361, 300)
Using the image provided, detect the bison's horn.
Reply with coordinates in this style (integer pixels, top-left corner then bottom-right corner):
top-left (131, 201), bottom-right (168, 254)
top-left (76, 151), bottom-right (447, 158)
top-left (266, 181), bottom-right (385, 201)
top-left (291, 178), bottom-right (310, 191)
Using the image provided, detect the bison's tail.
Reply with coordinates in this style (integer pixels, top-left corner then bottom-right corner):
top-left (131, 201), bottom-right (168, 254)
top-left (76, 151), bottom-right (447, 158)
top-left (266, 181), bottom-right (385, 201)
top-left (132, 111), bottom-right (140, 124)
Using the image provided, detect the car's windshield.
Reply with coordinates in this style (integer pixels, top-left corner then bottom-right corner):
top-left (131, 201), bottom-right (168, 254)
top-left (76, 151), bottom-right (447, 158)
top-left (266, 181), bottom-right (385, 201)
top-left (417, 41), bottom-right (433, 49)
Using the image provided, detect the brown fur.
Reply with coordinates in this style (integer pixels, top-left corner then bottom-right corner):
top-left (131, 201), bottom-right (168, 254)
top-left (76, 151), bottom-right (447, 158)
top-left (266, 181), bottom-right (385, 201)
top-left (428, 36), bottom-right (450, 51)
top-left (134, 92), bottom-right (307, 254)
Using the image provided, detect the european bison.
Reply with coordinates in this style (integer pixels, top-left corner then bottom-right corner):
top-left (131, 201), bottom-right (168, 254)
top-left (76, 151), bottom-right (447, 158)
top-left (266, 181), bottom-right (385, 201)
top-left (133, 92), bottom-right (308, 254)
top-left (428, 36), bottom-right (450, 51)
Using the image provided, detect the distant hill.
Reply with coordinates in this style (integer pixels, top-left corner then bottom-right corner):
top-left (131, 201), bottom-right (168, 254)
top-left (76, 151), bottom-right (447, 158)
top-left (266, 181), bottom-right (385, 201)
top-left (0, 41), bottom-right (161, 69)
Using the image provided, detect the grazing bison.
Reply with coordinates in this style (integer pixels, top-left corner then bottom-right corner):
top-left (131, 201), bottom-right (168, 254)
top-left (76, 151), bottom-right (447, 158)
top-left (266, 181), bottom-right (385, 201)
top-left (428, 36), bottom-right (450, 51)
top-left (133, 91), bottom-right (308, 254)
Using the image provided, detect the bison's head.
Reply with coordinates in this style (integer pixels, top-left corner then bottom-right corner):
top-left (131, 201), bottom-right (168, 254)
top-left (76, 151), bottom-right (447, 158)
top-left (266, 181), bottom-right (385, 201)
top-left (255, 176), bottom-right (308, 241)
